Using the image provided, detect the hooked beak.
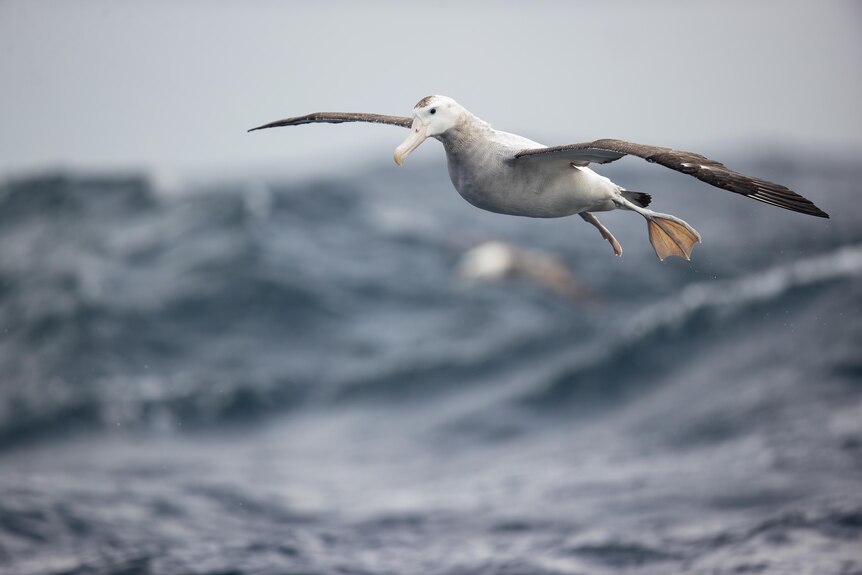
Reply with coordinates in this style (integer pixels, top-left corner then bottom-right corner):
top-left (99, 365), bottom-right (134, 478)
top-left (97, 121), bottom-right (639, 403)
top-left (393, 118), bottom-right (427, 166)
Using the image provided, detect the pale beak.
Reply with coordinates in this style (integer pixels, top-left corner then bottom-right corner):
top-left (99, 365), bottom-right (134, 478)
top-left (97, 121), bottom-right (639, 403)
top-left (393, 118), bottom-right (427, 166)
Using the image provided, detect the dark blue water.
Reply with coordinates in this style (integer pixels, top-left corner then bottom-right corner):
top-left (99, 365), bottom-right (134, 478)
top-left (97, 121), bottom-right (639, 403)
top-left (0, 155), bottom-right (860, 574)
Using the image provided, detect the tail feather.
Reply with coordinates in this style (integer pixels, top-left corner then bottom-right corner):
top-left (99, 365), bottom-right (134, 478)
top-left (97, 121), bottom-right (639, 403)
top-left (621, 190), bottom-right (651, 208)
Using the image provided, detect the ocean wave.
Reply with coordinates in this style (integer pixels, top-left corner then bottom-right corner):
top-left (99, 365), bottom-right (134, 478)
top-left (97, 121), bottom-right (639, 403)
top-left (629, 244), bottom-right (862, 338)
top-left (1, 162), bottom-right (861, 574)
top-left (516, 245), bottom-right (862, 410)
top-left (1, 169), bottom-right (860, 449)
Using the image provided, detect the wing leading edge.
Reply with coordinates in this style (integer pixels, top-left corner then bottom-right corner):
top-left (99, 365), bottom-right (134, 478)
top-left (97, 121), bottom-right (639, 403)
top-left (249, 112), bottom-right (412, 132)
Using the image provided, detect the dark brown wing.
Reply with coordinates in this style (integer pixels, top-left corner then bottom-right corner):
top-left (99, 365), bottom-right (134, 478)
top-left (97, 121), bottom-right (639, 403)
top-left (248, 112), bottom-right (412, 132)
top-left (514, 138), bottom-right (829, 218)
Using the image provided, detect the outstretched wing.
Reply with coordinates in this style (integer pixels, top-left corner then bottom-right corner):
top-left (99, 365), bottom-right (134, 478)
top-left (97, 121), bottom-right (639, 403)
top-left (514, 139), bottom-right (828, 218)
top-left (249, 112), bottom-right (412, 132)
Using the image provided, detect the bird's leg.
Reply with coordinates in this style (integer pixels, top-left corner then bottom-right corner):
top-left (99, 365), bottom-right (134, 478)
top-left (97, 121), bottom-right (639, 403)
top-left (614, 197), bottom-right (701, 261)
top-left (580, 212), bottom-right (622, 257)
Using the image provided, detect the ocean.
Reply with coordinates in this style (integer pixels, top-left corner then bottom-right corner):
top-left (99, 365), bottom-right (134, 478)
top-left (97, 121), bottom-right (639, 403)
top-left (0, 154), bottom-right (860, 574)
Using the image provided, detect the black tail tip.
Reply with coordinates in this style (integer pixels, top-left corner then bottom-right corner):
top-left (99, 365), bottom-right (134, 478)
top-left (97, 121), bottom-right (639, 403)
top-left (621, 190), bottom-right (652, 208)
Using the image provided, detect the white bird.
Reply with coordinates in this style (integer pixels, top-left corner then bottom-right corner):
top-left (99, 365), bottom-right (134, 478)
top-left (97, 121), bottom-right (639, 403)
top-left (457, 241), bottom-right (593, 303)
top-left (250, 95), bottom-right (828, 261)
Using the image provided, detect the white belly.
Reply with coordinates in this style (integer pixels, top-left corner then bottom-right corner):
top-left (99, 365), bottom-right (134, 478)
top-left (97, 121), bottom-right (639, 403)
top-left (448, 157), bottom-right (619, 218)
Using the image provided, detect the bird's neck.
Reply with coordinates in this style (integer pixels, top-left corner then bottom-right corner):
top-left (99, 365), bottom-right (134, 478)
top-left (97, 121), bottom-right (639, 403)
top-left (436, 112), bottom-right (494, 155)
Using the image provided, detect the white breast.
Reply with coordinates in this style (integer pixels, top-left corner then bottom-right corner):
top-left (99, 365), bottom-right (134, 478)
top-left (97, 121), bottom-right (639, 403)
top-left (442, 127), bottom-right (619, 218)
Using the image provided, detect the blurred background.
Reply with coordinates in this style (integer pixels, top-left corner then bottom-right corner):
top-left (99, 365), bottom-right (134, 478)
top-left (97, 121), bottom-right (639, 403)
top-left (1, 1), bottom-right (860, 574)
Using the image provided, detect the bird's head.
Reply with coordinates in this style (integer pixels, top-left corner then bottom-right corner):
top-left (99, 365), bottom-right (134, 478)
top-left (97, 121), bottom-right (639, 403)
top-left (394, 95), bottom-right (464, 166)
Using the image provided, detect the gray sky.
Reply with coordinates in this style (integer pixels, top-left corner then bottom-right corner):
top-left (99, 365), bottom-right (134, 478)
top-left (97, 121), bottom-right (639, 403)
top-left (1, 0), bottom-right (860, 178)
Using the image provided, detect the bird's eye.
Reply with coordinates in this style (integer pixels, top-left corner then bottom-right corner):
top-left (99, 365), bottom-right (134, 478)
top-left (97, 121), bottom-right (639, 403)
top-left (429, 108), bottom-right (436, 115)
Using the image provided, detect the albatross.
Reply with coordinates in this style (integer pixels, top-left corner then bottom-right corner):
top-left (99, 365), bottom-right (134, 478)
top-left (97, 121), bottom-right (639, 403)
top-left (249, 95), bottom-right (828, 260)
top-left (458, 241), bottom-right (593, 303)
